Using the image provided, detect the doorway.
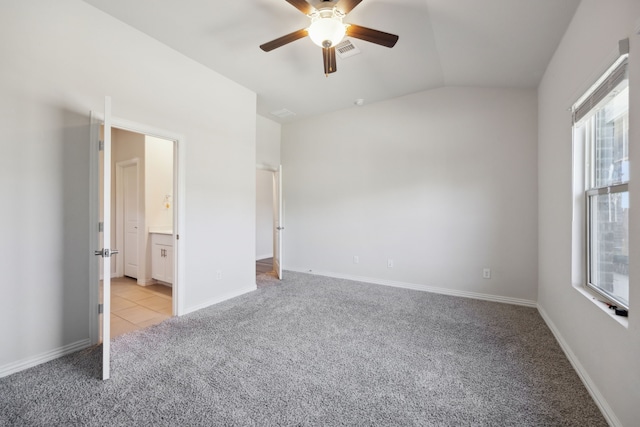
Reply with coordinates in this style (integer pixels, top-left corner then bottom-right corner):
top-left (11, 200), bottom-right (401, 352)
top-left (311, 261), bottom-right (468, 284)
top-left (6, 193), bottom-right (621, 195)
top-left (90, 102), bottom-right (185, 379)
top-left (256, 165), bottom-right (283, 281)
top-left (94, 124), bottom-right (181, 343)
top-left (108, 128), bottom-right (175, 338)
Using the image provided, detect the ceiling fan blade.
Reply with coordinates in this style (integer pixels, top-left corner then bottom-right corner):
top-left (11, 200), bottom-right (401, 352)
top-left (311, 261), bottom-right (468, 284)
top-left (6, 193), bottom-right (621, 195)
top-left (335, 0), bottom-right (363, 15)
top-left (322, 46), bottom-right (337, 76)
top-left (260, 29), bottom-right (308, 52)
top-left (346, 24), bottom-right (398, 48)
top-left (286, 0), bottom-right (315, 15)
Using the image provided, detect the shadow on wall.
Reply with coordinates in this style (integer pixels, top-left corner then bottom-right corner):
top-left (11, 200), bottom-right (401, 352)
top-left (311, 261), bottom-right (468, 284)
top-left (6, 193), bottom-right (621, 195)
top-left (58, 107), bottom-right (93, 347)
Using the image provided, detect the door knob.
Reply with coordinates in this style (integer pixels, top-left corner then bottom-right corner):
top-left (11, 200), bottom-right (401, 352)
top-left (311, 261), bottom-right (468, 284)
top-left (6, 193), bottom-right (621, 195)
top-left (94, 249), bottom-right (119, 257)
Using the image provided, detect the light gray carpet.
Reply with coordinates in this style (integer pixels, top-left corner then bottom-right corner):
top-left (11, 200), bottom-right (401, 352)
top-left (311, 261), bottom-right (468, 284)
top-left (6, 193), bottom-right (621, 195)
top-left (1, 272), bottom-right (606, 426)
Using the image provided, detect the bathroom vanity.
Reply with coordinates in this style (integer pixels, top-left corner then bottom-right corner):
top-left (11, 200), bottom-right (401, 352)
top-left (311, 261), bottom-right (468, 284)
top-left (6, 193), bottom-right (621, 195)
top-left (150, 230), bottom-right (173, 285)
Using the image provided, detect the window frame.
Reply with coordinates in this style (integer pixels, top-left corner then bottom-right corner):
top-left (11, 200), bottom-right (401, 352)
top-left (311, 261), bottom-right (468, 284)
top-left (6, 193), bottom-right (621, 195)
top-left (585, 183), bottom-right (629, 308)
top-left (573, 55), bottom-right (630, 311)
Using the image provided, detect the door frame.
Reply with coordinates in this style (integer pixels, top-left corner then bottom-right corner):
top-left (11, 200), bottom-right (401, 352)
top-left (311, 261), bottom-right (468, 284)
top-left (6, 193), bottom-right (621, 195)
top-left (256, 163), bottom-right (283, 279)
top-left (115, 158), bottom-right (141, 279)
top-left (90, 114), bottom-right (186, 346)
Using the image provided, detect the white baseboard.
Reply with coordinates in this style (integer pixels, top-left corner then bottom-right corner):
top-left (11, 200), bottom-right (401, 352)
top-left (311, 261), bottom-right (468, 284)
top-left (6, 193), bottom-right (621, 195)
top-left (288, 268), bottom-right (537, 308)
top-left (537, 305), bottom-right (621, 427)
top-left (0, 338), bottom-right (92, 379)
top-left (183, 284), bottom-right (257, 315)
top-left (256, 254), bottom-right (273, 261)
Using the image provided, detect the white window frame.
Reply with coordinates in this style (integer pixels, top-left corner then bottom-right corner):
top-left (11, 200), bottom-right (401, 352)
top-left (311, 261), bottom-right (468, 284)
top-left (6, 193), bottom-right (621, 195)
top-left (572, 54), bottom-right (630, 311)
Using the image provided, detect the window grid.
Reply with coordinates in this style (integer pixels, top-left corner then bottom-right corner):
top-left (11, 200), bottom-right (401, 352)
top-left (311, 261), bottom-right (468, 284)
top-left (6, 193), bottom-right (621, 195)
top-left (582, 85), bottom-right (629, 309)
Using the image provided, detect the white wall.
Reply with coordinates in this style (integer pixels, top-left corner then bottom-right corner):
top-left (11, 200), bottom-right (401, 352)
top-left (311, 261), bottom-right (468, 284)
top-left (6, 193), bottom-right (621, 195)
top-left (0, 0), bottom-right (256, 374)
top-left (282, 87), bottom-right (538, 304)
top-left (145, 136), bottom-right (174, 231)
top-left (256, 170), bottom-right (274, 260)
top-left (256, 115), bottom-right (281, 260)
top-left (537, 1), bottom-right (640, 425)
top-left (144, 135), bottom-right (174, 282)
top-left (256, 115), bottom-right (281, 168)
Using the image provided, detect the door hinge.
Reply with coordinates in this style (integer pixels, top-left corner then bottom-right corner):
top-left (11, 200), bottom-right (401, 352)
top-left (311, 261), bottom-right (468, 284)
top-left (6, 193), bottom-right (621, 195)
top-left (98, 222), bottom-right (104, 232)
top-left (98, 140), bottom-right (104, 151)
top-left (98, 303), bottom-right (104, 314)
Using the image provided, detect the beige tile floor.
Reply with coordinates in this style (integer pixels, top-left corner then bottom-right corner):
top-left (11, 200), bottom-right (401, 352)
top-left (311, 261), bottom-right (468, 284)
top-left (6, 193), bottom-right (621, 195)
top-left (110, 277), bottom-right (172, 339)
top-left (109, 261), bottom-right (266, 339)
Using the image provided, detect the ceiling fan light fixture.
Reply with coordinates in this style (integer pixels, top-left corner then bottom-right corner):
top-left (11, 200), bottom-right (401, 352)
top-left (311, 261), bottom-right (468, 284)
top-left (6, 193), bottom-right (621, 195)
top-left (308, 9), bottom-right (346, 48)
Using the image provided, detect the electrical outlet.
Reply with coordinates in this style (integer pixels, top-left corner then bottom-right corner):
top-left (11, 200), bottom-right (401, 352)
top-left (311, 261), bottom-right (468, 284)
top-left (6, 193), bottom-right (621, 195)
top-left (216, 270), bottom-right (222, 280)
top-left (387, 259), bottom-right (394, 268)
top-left (353, 256), bottom-right (359, 264)
top-left (482, 268), bottom-right (491, 279)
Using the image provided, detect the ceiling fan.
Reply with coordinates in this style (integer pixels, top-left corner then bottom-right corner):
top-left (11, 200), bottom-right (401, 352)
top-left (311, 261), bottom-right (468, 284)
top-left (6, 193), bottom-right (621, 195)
top-left (260, 0), bottom-right (399, 76)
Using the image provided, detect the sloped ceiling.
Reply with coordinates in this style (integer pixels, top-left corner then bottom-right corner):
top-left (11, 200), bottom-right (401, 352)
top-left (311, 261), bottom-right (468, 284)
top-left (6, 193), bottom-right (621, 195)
top-left (82, 0), bottom-right (581, 122)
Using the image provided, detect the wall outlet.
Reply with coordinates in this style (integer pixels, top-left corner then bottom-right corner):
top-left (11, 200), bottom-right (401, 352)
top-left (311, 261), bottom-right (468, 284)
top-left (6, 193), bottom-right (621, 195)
top-left (216, 270), bottom-right (222, 280)
top-left (482, 268), bottom-right (491, 279)
top-left (353, 256), bottom-right (359, 264)
top-left (387, 259), bottom-right (394, 268)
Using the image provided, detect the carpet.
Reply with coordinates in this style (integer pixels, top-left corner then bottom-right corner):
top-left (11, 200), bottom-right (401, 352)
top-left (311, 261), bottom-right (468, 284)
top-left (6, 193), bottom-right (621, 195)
top-left (0, 271), bottom-right (606, 426)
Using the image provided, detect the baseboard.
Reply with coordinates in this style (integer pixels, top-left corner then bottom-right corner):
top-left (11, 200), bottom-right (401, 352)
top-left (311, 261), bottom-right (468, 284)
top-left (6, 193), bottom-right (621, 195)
top-left (537, 305), bottom-right (621, 427)
top-left (288, 268), bottom-right (537, 308)
top-left (256, 254), bottom-right (273, 261)
top-left (183, 284), bottom-right (257, 315)
top-left (0, 338), bottom-right (92, 379)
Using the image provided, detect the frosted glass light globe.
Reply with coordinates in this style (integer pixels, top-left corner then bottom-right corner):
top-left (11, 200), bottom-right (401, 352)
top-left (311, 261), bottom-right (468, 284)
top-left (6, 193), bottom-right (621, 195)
top-left (308, 16), bottom-right (346, 48)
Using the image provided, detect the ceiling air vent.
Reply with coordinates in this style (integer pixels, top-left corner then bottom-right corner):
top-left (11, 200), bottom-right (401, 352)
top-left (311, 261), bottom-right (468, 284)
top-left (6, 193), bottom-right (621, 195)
top-left (335, 40), bottom-right (361, 59)
top-left (270, 108), bottom-right (296, 119)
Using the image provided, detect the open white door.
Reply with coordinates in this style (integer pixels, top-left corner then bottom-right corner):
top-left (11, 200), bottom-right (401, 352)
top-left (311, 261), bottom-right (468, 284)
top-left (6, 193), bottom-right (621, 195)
top-left (95, 96), bottom-right (117, 380)
top-left (273, 165), bottom-right (283, 279)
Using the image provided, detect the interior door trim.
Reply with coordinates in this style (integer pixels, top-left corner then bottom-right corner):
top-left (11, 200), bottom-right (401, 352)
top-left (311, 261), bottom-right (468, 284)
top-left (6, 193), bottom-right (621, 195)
top-left (90, 112), bottom-right (187, 339)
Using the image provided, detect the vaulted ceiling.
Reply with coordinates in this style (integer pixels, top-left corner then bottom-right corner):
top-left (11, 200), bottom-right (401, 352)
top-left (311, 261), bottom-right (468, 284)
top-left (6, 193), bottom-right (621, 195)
top-left (83, 0), bottom-right (581, 122)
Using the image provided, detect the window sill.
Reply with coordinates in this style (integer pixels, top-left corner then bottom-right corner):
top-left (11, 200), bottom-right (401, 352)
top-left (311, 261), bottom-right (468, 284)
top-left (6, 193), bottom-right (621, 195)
top-left (574, 285), bottom-right (629, 328)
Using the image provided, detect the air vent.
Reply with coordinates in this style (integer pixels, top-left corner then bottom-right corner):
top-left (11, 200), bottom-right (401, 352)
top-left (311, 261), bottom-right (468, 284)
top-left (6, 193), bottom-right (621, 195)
top-left (270, 108), bottom-right (296, 119)
top-left (335, 40), bottom-right (361, 59)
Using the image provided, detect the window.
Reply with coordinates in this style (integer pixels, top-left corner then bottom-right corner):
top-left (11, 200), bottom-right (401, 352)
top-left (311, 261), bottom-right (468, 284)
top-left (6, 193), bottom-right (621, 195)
top-left (573, 55), bottom-right (629, 310)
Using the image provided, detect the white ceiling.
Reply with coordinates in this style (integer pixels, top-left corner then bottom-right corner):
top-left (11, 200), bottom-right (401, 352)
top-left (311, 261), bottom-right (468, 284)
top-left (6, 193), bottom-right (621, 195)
top-left (82, 0), bottom-right (581, 123)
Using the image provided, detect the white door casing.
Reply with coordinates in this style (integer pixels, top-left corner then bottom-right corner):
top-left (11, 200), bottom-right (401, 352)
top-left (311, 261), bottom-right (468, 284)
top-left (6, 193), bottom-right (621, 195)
top-left (273, 165), bottom-right (283, 280)
top-left (91, 106), bottom-right (185, 380)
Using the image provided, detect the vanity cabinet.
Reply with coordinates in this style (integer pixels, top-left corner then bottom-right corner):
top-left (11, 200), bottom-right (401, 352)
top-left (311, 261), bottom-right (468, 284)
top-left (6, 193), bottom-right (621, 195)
top-left (151, 233), bottom-right (173, 285)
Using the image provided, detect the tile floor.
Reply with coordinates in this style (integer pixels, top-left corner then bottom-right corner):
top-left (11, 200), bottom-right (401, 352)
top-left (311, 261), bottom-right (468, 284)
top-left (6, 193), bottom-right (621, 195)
top-left (110, 277), bottom-right (172, 339)
top-left (109, 261), bottom-right (269, 339)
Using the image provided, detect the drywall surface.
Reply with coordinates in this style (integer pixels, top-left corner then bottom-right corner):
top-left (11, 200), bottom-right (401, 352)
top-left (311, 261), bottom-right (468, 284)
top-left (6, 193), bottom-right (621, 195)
top-left (537, 1), bottom-right (640, 425)
top-left (282, 86), bottom-right (538, 303)
top-left (145, 136), bottom-right (174, 231)
top-left (144, 135), bottom-right (173, 284)
top-left (0, 0), bottom-right (256, 372)
top-left (256, 115), bottom-right (281, 169)
top-left (256, 170), bottom-right (274, 260)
